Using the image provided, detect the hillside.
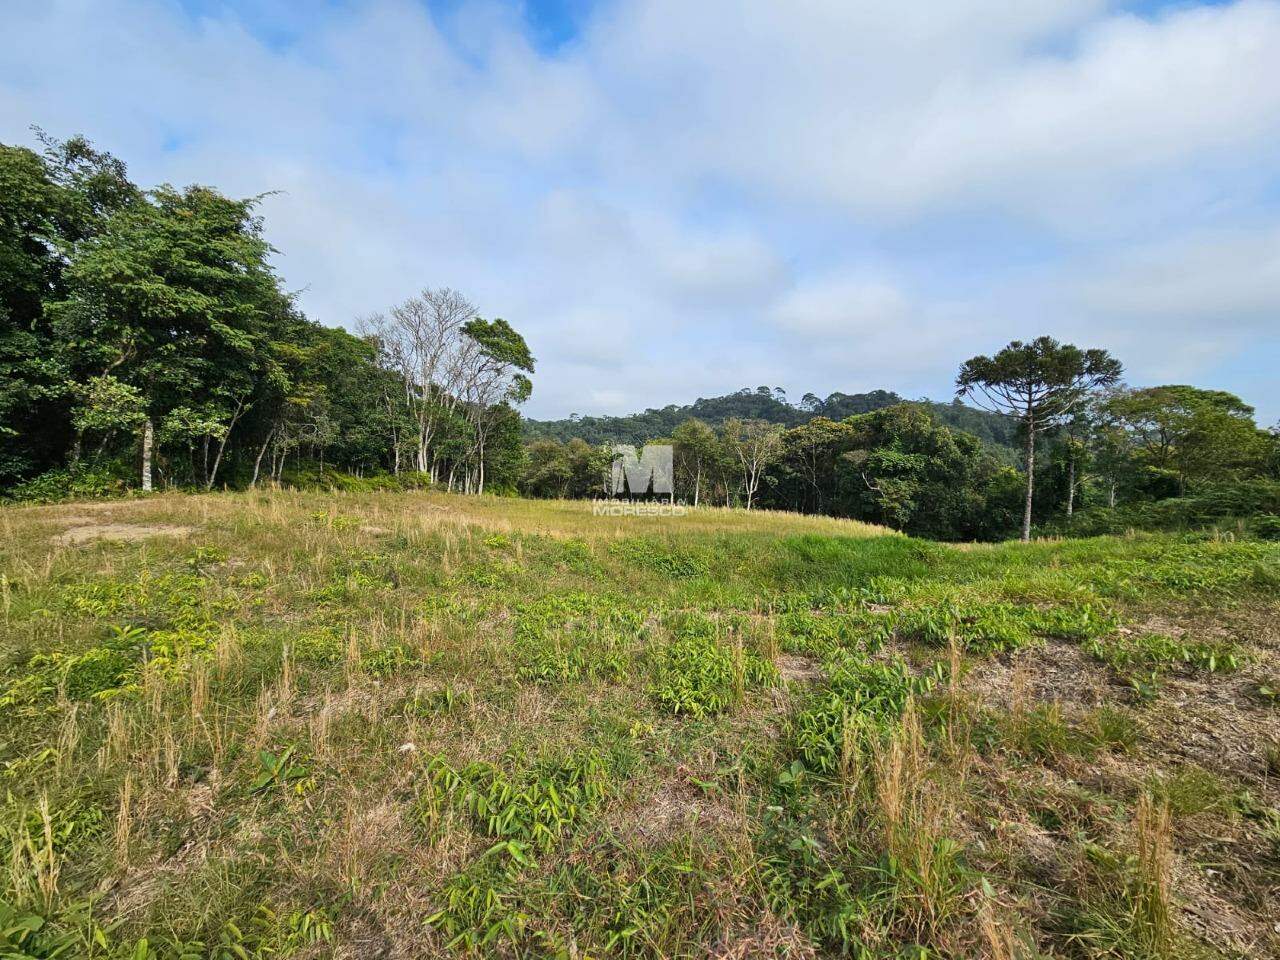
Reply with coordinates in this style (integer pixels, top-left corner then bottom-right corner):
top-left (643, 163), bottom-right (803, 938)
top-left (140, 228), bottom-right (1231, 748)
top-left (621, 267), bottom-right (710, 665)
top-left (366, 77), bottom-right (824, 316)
top-left (524, 387), bottom-right (1021, 456)
top-left (2, 490), bottom-right (1278, 958)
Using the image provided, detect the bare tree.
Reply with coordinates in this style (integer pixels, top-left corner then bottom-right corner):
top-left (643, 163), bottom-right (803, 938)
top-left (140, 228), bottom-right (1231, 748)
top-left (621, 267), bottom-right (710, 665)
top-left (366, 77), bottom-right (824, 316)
top-left (723, 418), bottom-right (783, 510)
top-left (361, 287), bottom-right (478, 476)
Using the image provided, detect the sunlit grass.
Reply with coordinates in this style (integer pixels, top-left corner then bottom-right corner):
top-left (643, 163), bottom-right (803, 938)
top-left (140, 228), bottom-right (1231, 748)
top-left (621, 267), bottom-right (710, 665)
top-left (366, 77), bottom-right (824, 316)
top-left (1, 488), bottom-right (1277, 957)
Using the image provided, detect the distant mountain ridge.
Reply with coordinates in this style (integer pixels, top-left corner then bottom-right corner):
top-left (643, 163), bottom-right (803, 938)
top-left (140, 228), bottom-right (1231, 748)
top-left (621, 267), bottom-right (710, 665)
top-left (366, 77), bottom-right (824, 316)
top-left (523, 386), bottom-right (1020, 457)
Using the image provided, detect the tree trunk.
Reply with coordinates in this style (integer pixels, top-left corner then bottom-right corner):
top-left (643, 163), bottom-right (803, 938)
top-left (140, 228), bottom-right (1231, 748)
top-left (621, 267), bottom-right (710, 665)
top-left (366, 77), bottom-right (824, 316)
top-left (207, 401), bottom-right (245, 491)
top-left (140, 418), bottom-right (153, 492)
top-left (1066, 457), bottom-right (1076, 517)
top-left (251, 430), bottom-right (273, 487)
top-left (693, 463), bottom-right (701, 507)
top-left (1021, 415), bottom-right (1035, 542)
top-left (1108, 481), bottom-right (1116, 509)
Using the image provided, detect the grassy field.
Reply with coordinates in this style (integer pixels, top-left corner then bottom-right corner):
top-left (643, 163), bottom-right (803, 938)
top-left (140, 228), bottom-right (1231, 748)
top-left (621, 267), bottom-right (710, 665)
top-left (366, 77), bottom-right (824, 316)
top-left (1, 490), bottom-right (1278, 959)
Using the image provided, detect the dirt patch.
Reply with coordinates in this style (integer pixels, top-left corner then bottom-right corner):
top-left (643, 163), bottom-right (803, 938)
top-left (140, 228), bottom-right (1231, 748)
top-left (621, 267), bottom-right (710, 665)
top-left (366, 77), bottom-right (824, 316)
top-left (53, 523), bottom-right (194, 545)
top-left (1144, 677), bottom-right (1280, 785)
top-left (360, 525), bottom-right (392, 535)
top-left (777, 654), bottom-right (823, 683)
top-left (963, 638), bottom-right (1113, 709)
top-left (710, 920), bottom-right (817, 959)
top-left (631, 786), bottom-right (736, 839)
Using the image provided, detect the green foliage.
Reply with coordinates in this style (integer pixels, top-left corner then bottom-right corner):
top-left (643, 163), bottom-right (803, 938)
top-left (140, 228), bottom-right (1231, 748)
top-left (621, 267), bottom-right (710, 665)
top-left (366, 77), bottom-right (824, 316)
top-left (2, 465), bottom-right (125, 504)
top-left (511, 591), bottom-right (642, 685)
top-left (1084, 631), bottom-right (1242, 677)
top-left (609, 539), bottom-right (707, 578)
top-left (999, 702), bottom-right (1139, 763)
top-left (890, 598), bottom-right (1114, 655)
top-left (359, 643), bottom-right (423, 678)
top-left (404, 684), bottom-right (475, 717)
top-left (1147, 766), bottom-right (1230, 818)
top-left (791, 656), bottom-right (940, 777)
top-left (103, 904), bottom-right (334, 960)
top-left (1, 132), bottom-right (533, 496)
top-left (774, 608), bottom-right (885, 657)
top-left (285, 631), bottom-right (343, 666)
top-left (649, 615), bottom-right (777, 718)
top-left (417, 751), bottom-right (608, 852)
top-left (250, 747), bottom-right (313, 795)
top-left (0, 625), bottom-right (147, 710)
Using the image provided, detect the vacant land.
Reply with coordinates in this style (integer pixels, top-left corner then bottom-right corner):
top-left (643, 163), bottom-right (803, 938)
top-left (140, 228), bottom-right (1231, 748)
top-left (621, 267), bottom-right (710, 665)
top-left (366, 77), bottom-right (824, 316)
top-left (1, 491), bottom-right (1278, 959)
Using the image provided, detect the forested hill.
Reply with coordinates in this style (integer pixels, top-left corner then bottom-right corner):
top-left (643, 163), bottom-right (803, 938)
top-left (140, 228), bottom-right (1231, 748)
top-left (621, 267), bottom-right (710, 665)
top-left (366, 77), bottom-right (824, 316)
top-left (524, 386), bottom-right (1020, 455)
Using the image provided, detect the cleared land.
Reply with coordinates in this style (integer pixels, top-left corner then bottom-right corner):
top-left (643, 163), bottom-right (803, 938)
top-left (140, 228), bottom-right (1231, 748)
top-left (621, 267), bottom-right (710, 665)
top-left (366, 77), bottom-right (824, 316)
top-left (1, 490), bottom-right (1278, 959)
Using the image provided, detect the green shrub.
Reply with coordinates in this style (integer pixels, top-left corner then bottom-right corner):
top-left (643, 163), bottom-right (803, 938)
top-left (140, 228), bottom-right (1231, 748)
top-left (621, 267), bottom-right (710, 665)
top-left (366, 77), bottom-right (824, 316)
top-left (61, 647), bottom-right (135, 700)
top-left (894, 600), bottom-right (1036, 654)
top-left (1249, 514), bottom-right (1280, 541)
top-left (2, 465), bottom-right (126, 504)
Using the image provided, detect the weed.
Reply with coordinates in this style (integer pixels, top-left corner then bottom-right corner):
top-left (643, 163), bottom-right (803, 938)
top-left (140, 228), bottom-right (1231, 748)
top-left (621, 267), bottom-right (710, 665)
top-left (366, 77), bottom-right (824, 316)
top-left (417, 751), bottom-right (609, 852)
top-left (250, 747), bottom-right (313, 795)
top-left (649, 615), bottom-right (776, 718)
top-left (1132, 793), bottom-right (1174, 957)
top-left (1084, 631), bottom-right (1243, 678)
top-left (405, 684), bottom-right (475, 717)
top-left (610, 538), bottom-right (708, 578)
top-left (359, 643), bottom-right (423, 678)
top-left (895, 600), bottom-right (1040, 654)
top-left (1265, 741), bottom-right (1280, 777)
top-left (1147, 766), bottom-right (1230, 818)
top-left (792, 655), bottom-right (942, 778)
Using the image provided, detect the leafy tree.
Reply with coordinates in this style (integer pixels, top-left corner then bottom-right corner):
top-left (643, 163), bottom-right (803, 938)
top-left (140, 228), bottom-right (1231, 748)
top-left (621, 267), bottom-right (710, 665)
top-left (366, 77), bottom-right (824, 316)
top-left (458, 316), bottom-right (535, 494)
top-left (839, 404), bottom-right (1017, 540)
top-left (671, 418), bottom-right (718, 507)
top-left (773, 417), bottom-right (855, 514)
top-left (49, 184), bottom-right (294, 489)
top-left (957, 337), bottom-right (1122, 541)
top-left (519, 438), bottom-right (609, 499)
top-left (1106, 385), bottom-right (1267, 494)
top-left (0, 135), bottom-right (137, 480)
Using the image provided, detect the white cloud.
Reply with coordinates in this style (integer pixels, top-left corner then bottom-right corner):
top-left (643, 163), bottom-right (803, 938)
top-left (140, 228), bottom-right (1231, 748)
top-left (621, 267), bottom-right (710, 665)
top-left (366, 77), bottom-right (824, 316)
top-left (772, 278), bottom-right (909, 336)
top-left (2, 0), bottom-right (1278, 422)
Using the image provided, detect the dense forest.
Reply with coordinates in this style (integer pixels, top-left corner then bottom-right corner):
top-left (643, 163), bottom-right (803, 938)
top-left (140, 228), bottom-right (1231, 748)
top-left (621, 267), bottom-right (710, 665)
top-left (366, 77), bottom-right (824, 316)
top-left (3, 133), bottom-right (1278, 542)
top-left (524, 387), bottom-right (1021, 456)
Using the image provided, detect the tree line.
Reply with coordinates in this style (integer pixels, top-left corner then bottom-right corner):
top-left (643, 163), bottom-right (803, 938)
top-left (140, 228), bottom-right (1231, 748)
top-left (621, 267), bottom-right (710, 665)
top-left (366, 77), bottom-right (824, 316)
top-left (524, 384), bottom-right (1021, 456)
top-left (1, 132), bottom-right (533, 498)
top-left (519, 338), bottom-right (1279, 542)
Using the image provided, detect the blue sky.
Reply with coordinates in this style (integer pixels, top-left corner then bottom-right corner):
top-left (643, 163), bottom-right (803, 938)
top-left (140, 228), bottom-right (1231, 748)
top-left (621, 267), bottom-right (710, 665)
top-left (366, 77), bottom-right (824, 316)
top-left (3, 0), bottom-right (1278, 423)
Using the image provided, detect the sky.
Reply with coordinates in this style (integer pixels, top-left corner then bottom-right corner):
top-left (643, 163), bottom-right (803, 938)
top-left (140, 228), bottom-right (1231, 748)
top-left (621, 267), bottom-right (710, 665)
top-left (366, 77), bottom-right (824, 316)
top-left (2, 0), bottom-right (1278, 423)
